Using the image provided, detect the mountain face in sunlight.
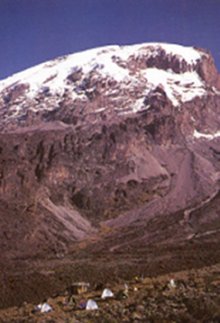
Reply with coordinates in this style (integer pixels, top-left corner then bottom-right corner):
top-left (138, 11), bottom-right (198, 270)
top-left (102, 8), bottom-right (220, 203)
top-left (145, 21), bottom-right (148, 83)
top-left (0, 43), bottom-right (220, 308)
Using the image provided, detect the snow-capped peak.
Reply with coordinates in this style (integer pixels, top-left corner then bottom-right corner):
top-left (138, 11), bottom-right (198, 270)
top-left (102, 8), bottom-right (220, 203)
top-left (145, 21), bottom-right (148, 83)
top-left (0, 43), bottom-right (204, 93)
top-left (0, 42), bottom-right (213, 125)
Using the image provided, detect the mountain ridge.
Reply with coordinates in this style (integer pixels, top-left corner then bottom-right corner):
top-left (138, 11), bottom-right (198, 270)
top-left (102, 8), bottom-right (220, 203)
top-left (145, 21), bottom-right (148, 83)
top-left (0, 42), bottom-right (220, 132)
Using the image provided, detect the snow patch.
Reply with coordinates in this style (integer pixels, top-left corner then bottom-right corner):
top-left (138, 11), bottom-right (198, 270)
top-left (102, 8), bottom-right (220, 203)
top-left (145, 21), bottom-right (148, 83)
top-left (132, 97), bottom-right (148, 113)
top-left (194, 129), bottom-right (220, 140)
top-left (154, 43), bottom-right (202, 63)
top-left (142, 68), bottom-right (206, 106)
top-left (112, 42), bottom-right (203, 65)
top-left (0, 45), bottom-right (129, 97)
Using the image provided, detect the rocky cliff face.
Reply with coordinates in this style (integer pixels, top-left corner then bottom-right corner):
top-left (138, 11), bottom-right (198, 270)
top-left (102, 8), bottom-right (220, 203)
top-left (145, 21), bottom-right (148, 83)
top-left (0, 43), bottom-right (220, 307)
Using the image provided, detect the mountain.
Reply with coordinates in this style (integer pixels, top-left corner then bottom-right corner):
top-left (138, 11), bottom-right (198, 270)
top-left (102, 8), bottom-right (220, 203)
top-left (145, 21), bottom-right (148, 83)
top-left (0, 43), bottom-right (220, 308)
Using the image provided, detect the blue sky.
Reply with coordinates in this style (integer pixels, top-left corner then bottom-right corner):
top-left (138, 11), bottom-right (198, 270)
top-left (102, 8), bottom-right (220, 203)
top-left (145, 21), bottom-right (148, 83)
top-left (0, 0), bottom-right (220, 80)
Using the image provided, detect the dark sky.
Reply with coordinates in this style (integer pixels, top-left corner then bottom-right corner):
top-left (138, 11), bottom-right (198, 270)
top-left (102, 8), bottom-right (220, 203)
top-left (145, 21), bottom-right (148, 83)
top-left (0, 0), bottom-right (220, 80)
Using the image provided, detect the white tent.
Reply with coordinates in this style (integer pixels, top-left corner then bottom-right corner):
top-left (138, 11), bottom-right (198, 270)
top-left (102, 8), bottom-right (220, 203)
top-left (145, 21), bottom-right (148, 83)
top-left (37, 302), bottom-right (52, 313)
top-left (86, 299), bottom-right (99, 310)
top-left (101, 288), bottom-right (114, 299)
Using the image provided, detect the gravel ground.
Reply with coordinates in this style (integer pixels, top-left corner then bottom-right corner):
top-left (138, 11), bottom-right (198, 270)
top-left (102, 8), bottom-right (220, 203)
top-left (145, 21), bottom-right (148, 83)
top-left (0, 263), bottom-right (219, 323)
